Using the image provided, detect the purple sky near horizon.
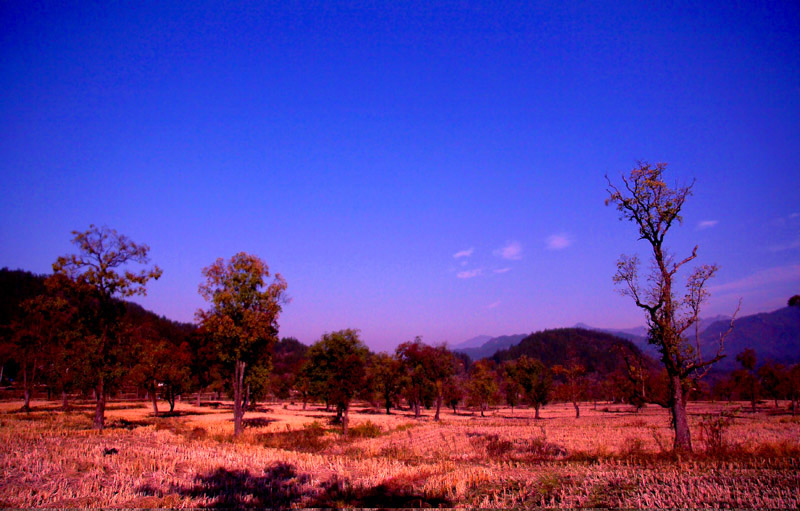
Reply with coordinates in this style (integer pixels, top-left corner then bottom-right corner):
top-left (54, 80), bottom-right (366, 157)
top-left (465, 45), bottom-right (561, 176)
top-left (1, 1), bottom-right (799, 352)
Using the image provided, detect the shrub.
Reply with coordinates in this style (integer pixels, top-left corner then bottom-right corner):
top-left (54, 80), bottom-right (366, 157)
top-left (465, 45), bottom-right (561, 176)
top-left (698, 413), bottom-right (734, 455)
top-left (348, 420), bottom-right (382, 439)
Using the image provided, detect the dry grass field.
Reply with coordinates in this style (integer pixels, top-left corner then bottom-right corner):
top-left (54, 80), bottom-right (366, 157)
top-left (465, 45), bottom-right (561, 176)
top-left (1, 398), bottom-right (798, 508)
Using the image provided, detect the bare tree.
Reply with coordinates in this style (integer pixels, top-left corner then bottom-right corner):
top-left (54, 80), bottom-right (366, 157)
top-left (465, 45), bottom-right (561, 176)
top-left (606, 162), bottom-right (737, 451)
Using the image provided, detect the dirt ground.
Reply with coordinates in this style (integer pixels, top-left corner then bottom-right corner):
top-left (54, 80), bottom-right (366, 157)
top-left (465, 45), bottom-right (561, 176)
top-left (1, 398), bottom-right (798, 508)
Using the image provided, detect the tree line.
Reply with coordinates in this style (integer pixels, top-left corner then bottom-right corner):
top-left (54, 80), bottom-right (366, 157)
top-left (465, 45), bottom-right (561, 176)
top-left (2, 163), bottom-right (799, 452)
top-left (5, 250), bottom-right (797, 440)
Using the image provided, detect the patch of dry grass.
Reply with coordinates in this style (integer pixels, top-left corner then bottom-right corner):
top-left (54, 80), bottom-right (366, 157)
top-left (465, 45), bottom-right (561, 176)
top-left (1, 399), bottom-right (798, 508)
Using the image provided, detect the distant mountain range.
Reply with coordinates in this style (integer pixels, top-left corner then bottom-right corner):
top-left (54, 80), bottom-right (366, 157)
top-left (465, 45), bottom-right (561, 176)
top-left (456, 308), bottom-right (800, 369)
top-left (699, 307), bottom-right (800, 369)
top-left (454, 334), bottom-right (528, 361)
top-left (451, 335), bottom-right (493, 350)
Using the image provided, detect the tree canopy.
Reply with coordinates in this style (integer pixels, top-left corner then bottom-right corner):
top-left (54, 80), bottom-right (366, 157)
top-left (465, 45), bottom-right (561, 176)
top-left (197, 252), bottom-right (287, 436)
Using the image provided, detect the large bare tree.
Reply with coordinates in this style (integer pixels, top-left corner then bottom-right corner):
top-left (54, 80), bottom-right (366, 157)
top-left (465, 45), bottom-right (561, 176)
top-left (606, 162), bottom-right (736, 451)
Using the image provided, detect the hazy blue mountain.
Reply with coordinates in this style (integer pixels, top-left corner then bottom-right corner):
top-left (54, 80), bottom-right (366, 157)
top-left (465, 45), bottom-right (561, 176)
top-left (577, 309), bottom-right (798, 370)
top-left (700, 307), bottom-right (800, 369)
top-left (454, 334), bottom-right (528, 360)
top-left (451, 335), bottom-right (493, 350)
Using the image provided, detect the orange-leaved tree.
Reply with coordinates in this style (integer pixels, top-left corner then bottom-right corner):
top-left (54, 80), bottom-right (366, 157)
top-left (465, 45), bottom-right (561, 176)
top-left (196, 253), bottom-right (287, 437)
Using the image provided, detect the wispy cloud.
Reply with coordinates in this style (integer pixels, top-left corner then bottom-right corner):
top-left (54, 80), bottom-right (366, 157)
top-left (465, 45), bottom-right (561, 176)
top-left (487, 301), bottom-right (501, 309)
top-left (546, 233), bottom-right (572, 250)
top-left (494, 267), bottom-right (511, 274)
top-left (453, 247), bottom-right (474, 259)
top-left (790, 213), bottom-right (800, 219)
top-left (494, 241), bottom-right (522, 260)
top-left (709, 265), bottom-right (800, 295)
top-left (697, 220), bottom-right (718, 230)
top-left (768, 239), bottom-right (800, 252)
top-left (457, 269), bottom-right (483, 279)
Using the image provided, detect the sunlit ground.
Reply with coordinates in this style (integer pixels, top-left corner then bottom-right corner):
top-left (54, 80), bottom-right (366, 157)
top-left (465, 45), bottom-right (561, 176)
top-left (1, 398), bottom-right (798, 508)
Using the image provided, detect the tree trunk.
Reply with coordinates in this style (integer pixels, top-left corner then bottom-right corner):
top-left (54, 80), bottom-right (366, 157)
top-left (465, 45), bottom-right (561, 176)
top-left (414, 401), bottom-right (420, 418)
top-left (196, 392), bottom-right (201, 407)
top-left (242, 383), bottom-right (250, 413)
top-left (93, 377), bottom-right (106, 431)
top-left (22, 361), bottom-right (31, 412)
top-left (480, 402), bottom-right (485, 417)
top-left (573, 401), bottom-right (580, 418)
top-left (151, 380), bottom-right (159, 417)
top-left (168, 387), bottom-right (176, 413)
top-left (434, 394), bottom-right (442, 421)
top-left (669, 374), bottom-right (692, 452)
top-left (534, 403), bottom-right (541, 420)
top-left (233, 359), bottom-right (246, 437)
top-left (385, 395), bottom-right (391, 415)
top-left (342, 402), bottom-right (350, 436)
top-left (61, 390), bottom-right (69, 410)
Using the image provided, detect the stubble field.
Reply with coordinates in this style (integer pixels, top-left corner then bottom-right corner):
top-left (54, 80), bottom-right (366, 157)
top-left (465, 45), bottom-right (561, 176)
top-left (1, 399), bottom-right (798, 508)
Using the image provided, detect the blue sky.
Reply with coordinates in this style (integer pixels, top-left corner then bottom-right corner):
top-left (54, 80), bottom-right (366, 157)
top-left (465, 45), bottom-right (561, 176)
top-left (1, 1), bottom-right (799, 351)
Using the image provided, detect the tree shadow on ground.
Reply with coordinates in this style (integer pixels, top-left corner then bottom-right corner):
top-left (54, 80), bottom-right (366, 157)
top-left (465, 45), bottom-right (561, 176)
top-left (241, 417), bottom-right (276, 428)
top-left (156, 410), bottom-right (215, 418)
top-left (138, 462), bottom-right (451, 509)
top-left (169, 463), bottom-right (308, 508)
top-left (316, 476), bottom-right (452, 508)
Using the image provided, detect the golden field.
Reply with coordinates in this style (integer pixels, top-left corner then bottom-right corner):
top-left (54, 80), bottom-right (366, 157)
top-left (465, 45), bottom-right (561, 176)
top-left (1, 399), bottom-right (798, 508)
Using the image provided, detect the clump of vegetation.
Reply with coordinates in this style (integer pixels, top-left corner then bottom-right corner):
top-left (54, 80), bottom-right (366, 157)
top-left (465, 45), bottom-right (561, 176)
top-left (698, 412), bottom-right (734, 455)
top-left (348, 420), bottom-right (382, 439)
top-left (259, 421), bottom-right (328, 452)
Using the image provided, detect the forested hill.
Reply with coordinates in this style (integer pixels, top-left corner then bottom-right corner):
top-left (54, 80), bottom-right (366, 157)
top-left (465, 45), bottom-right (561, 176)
top-left (0, 268), bottom-right (47, 326)
top-left (0, 267), bottom-right (196, 340)
top-left (491, 328), bottom-right (653, 376)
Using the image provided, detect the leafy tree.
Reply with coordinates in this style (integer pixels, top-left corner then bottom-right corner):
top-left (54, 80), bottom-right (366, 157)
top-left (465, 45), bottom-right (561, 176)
top-left (367, 352), bottom-right (404, 414)
top-left (443, 374), bottom-right (465, 414)
top-left (270, 337), bottom-right (308, 401)
top-left (196, 252), bottom-right (287, 437)
top-left (789, 295), bottom-right (800, 308)
top-left (758, 361), bottom-right (787, 408)
top-left (11, 295), bottom-right (59, 411)
top-left (130, 326), bottom-right (193, 416)
top-left (0, 268), bottom-right (46, 388)
top-left (515, 355), bottom-right (552, 419)
top-left (428, 345), bottom-right (456, 421)
top-left (244, 361), bottom-right (272, 410)
top-left (305, 329), bottom-right (369, 435)
top-left (500, 360), bottom-right (523, 413)
top-left (466, 360), bottom-right (498, 417)
top-left (788, 364), bottom-right (800, 416)
top-left (734, 348), bottom-right (759, 413)
top-left (396, 337), bottom-right (436, 418)
top-left (606, 163), bottom-right (737, 451)
top-left (53, 225), bottom-right (162, 430)
top-left (553, 359), bottom-right (587, 418)
top-left (130, 331), bottom-right (170, 416)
